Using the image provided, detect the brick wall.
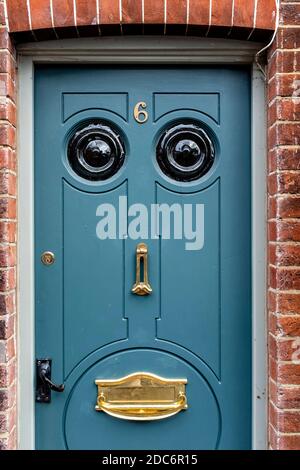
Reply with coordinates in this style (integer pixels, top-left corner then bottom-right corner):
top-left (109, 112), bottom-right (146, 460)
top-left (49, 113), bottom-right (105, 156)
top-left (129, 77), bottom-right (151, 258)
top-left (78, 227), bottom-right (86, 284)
top-left (268, 0), bottom-right (300, 450)
top-left (5, 0), bottom-right (276, 40)
top-left (0, 0), bottom-right (17, 451)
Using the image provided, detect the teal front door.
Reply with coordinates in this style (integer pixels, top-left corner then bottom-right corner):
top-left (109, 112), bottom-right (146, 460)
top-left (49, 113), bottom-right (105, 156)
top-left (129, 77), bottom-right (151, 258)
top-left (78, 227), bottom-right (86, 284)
top-left (35, 65), bottom-right (251, 450)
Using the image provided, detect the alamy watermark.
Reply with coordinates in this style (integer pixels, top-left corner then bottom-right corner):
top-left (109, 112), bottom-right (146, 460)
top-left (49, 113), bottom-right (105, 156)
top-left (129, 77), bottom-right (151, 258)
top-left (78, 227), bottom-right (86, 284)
top-left (96, 196), bottom-right (204, 251)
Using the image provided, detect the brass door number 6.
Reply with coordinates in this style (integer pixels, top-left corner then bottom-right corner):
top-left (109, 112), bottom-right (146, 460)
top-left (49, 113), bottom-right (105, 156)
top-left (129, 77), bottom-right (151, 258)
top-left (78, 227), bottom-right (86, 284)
top-left (134, 101), bottom-right (148, 124)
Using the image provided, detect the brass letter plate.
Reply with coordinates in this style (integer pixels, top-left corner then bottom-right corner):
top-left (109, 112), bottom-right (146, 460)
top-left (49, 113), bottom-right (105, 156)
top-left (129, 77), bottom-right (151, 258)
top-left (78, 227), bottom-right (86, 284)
top-left (95, 372), bottom-right (188, 421)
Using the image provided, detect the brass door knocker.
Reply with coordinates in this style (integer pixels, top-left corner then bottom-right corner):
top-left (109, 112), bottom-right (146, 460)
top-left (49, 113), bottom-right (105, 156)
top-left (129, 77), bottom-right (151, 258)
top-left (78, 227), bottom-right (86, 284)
top-left (132, 243), bottom-right (152, 296)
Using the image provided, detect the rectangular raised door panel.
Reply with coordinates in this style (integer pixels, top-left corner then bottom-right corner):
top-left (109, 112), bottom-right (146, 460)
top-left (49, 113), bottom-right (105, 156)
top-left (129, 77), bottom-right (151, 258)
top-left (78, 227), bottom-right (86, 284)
top-left (35, 66), bottom-right (251, 449)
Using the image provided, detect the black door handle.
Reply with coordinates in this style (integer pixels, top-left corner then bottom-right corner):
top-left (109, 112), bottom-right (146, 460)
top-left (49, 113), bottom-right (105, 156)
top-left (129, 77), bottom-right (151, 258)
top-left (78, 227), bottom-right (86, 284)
top-left (36, 359), bottom-right (64, 403)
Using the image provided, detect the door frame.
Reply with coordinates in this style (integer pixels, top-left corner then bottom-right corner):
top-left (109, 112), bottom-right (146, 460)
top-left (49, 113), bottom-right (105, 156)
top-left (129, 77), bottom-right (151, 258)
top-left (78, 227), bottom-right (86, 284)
top-left (17, 36), bottom-right (267, 450)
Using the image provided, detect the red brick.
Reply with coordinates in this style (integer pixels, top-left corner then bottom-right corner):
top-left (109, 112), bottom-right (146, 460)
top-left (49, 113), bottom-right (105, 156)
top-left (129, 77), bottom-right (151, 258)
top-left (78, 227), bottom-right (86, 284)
top-left (270, 402), bottom-right (300, 433)
top-left (0, 427), bottom-right (15, 450)
top-left (277, 27), bottom-right (300, 49)
top-left (0, 148), bottom-right (16, 172)
top-left (271, 244), bottom-right (300, 266)
top-left (0, 365), bottom-right (8, 387)
top-left (6, 0), bottom-right (30, 32)
top-left (0, 30), bottom-right (14, 55)
top-left (167, 0), bottom-right (187, 25)
top-left (0, 389), bottom-right (9, 411)
top-left (0, 338), bottom-right (15, 366)
top-left (269, 148), bottom-right (300, 172)
top-left (269, 195), bottom-right (300, 218)
top-left (0, 173), bottom-right (16, 196)
top-left (269, 123), bottom-right (300, 147)
top-left (0, 413), bottom-right (8, 433)
top-left (0, 76), bottom-right (16, 105)
top-left (0, 125), bottom-right (16, 149)
top-left (52, 0), bottom-right (74, 28)
top-left (6, 383), bottom-right (16, 409)
top-left (269, 313), bottom-right (300, 337)
top-left (7, 361), bottom-right (15, 387)
top-left (0, 198), bottom-right (17, 219)
top-left (269, 265), bottom-right (300, 290)
top-left (0, 246), bottom-right (16, 268)
top-left (0, 362), bottom-right (15, 388)
top-left (8, 406), bottom-right (16, 434)
top-left (75, 0), bottom-right (97, 27)
top-left (268, 172), bottom-right (300, 195)
top-left (233, 0), bottom-right (255, 29)
top-left (0, 268), bottom-right (16, 292)
top-left (256, 0), bottom-right (277, 30)
top-left (269, 335), bottom-right (300, 362)
top-left (7, 425), bottom-right (16, 450)
top-left (122, 0), bottom-right (142, 24)
top-left (269, 74), bottom-right (300, 101)
top-left (0, 293), bottom-right (15, 316)
top-left (269, 290), bottom-right (300, 315)
top-left (189, 0), bottom-right (210, 26)
top-left (269, 220), bottom-right (300, 242)
top-left (270, 380), bottom-right (300, 410)
top-left (0, 315), bottom-right (15, 341)
top-left (269, 97), bottom-right (300, 125)
top-left (0, 2), bottom-right (5, 26)
top-left (277, 363), bottom-right (300, 385)
top-left (211, 0), bottom-right (232, 27)
top-left (269, 426), bottom-right (278, 450)
top-left (0, 406), bottom-right (16, 434)
top-left (281, 3), bottom-right (300, 27)
top-left (269, 355), bottom-right (278, 382)
top-left (6, 337), bottom-right (15, 362)
top-left (0, 100), bottom-right (17, 127)
top-left (0, 52), bottom-right (16, 80)
top-left (277, 434), bottom-right (300, 450)
top-left (271, 51), bottom-right (300, 75)
top-left (0, 222), bottom-right (16, 243)
top-left (29, 0), bottom-right (52, 30)
top-left (144, 0), bottom-right (164, 24)
top-left (100, 0), bottom-right (120, 25)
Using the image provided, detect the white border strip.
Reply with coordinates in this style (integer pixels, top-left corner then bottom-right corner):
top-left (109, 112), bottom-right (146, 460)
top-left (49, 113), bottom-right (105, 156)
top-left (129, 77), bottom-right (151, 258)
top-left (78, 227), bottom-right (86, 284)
top-left (252, 63), bottom-right (267, 450)
top-left (18, 56), bottom-right (35, 450)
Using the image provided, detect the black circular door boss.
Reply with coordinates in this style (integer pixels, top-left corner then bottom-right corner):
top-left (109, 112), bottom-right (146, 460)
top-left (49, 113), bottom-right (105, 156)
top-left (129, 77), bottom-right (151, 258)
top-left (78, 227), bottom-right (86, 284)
top-left (156, 123), bottom-right (215, 182)
top-left (68, 122), bottom-right (125, 181)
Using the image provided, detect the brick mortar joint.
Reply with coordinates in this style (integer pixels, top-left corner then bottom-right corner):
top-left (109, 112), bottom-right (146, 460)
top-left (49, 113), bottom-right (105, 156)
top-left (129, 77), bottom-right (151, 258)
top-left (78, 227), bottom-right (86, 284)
top-left (270, 423), bottom-right (300, 437)
top-left (270, 399), bottom-right (300, 413)
top-left (270, 377), bottom-right (300, 389)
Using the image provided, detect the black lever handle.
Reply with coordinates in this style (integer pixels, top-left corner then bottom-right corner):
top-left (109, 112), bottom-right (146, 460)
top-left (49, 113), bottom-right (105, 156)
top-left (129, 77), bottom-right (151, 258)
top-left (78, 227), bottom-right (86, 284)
top-left (36, 359), bottom-right (64, 403)
top-left (39, 365), bottom-right (65, 392)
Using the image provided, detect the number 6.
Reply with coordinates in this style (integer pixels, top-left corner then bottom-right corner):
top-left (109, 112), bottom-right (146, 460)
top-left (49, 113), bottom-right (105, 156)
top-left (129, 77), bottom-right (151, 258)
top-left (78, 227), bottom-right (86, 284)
top-left (134, 101), bottom-right (148, 124)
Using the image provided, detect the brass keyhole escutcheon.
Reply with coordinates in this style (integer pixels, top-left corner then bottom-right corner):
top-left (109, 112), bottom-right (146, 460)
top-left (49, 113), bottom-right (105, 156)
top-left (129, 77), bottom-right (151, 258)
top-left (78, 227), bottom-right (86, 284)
top-left (41, 251), bottom-right (55, 266)
top-left (132, 243), bottom-right (152, 296)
